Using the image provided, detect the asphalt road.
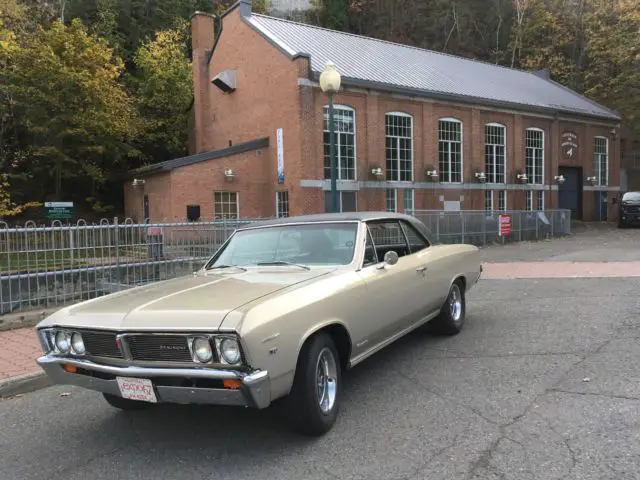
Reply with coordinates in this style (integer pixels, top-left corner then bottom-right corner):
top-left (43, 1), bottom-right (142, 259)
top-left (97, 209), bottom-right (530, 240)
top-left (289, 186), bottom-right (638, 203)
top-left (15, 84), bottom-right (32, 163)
top-left (1, 226), bottom-right (639, 480)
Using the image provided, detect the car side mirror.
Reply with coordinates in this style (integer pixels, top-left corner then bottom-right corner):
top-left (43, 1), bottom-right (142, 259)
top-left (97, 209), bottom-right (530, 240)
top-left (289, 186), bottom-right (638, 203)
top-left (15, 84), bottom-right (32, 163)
top-left (383, 250), bottom-right (399, 266)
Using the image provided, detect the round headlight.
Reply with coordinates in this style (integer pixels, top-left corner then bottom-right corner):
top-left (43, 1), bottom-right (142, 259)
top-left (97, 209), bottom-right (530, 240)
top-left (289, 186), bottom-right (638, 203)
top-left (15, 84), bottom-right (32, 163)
top-left (71, 333), bottom-right (85, 355)
top-left (55, 331), bottom-right (71, 353)
top-left (193, 337), bottom-right (213, 363)
top-left (220, 338), bottom-right (241, 364)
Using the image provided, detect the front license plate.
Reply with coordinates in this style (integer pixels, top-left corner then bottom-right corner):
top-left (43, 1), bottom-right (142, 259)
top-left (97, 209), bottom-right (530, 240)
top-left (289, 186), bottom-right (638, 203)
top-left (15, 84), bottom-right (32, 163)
top-left (116, 377), bottom-right (157, 403)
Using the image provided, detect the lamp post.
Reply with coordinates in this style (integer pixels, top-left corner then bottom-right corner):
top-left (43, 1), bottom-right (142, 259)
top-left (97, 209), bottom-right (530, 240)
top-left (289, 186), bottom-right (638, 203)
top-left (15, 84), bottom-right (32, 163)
top-left (319, 61), bottom-right (342, 213)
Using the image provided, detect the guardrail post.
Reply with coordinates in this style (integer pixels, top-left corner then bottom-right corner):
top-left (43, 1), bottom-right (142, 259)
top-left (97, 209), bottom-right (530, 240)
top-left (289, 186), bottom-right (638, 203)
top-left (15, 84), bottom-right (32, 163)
top-left (114, 217), bottom-right (121, 291)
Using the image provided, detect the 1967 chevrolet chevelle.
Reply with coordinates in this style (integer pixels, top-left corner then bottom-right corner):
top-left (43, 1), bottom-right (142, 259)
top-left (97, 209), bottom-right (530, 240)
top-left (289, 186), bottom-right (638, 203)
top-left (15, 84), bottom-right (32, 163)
top-left (36, 212), bottom-right (482, 435)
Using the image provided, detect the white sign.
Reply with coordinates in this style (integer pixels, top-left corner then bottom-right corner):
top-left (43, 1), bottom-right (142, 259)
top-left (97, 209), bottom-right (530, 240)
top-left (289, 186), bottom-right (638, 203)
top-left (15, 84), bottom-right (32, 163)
top-left (44, 202), bottom-right (73, 207)
top-left (277, 128), bottom-right (284, 184)
top-left (443, 201), bottom-right (461, 212)
top-left (116, 377), bottom-right (157, 403)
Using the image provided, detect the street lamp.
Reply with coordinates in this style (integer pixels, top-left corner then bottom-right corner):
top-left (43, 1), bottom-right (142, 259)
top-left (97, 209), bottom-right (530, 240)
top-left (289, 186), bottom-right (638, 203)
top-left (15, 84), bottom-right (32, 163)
top-left (319, 61), bottom-right (342, 213)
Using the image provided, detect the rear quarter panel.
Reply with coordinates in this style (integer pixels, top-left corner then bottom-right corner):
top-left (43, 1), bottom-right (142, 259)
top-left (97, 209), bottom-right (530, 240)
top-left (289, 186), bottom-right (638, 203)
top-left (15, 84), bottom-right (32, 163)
top-left (425, 244), bottom-right (481, 301)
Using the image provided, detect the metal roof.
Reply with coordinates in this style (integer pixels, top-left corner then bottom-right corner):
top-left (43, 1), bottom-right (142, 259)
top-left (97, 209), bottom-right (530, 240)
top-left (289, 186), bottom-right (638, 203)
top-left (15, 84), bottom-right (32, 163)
top-left (246, 13), bottom-right (620, 121)
top-left (129, 137), bottom-right (269, 177)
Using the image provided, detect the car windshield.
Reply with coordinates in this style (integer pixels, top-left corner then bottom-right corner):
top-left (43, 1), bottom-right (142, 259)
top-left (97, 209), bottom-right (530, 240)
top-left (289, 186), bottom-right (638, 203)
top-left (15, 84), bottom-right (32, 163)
top-left (622, 192), bottom-right (640, 202)
top-left (206, 222), bottom-right (359, 268)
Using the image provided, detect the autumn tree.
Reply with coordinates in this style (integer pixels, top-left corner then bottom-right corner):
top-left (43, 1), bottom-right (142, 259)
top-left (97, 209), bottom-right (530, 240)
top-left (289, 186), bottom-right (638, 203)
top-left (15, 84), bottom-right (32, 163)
top-left (4, 18), bottom-right (139, 207)
top-left (129, 19), bottom-right (193, 163)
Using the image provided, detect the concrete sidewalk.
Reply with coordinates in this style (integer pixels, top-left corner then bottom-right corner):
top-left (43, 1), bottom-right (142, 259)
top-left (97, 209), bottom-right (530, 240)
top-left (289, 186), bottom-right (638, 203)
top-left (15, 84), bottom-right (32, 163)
top-left (0, 328), bottom-right (49, 398)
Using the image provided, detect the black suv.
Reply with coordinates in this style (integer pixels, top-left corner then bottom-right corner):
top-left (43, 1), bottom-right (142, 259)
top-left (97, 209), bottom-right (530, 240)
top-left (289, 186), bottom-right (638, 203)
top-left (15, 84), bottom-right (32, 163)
top-left (618, 191), bottom-right (640, 228)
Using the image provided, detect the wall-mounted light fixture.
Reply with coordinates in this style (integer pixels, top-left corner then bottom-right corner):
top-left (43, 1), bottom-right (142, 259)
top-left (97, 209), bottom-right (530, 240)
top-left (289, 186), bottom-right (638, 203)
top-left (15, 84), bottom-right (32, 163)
top-left (132, 178), bottom-right (145, 187)
top-left (224, 168), bottom-right (235, 180)
top-left (370, 167), bottom-right (383, 178)
top-left (554, 175), bottom-right (565, 184)
top-left (516, 173), bottom-right (528, 183)
top-left (474, 171), bottom-right (486, 182)
top-left (424, 168), bottom-right (438, 181)
top-left (586, 175), bottom-right (597, 185)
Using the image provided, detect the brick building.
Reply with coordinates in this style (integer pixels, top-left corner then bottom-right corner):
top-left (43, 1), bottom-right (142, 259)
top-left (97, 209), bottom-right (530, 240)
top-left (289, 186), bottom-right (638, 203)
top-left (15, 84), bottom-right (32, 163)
top-left (124, 0), bottom-right (627, 223)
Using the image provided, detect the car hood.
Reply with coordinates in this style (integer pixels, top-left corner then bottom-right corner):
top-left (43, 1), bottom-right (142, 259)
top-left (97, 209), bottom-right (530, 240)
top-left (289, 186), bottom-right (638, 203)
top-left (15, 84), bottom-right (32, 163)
top-left (37, 269), bottom-right (333, 332)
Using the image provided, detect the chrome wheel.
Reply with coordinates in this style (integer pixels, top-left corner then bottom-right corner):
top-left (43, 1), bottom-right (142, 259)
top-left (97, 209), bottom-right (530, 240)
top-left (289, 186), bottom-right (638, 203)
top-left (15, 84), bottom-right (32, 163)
top-left (449, 284), bottom-right (462, 323)
top-left (315, 347), bottom-right (338, 414)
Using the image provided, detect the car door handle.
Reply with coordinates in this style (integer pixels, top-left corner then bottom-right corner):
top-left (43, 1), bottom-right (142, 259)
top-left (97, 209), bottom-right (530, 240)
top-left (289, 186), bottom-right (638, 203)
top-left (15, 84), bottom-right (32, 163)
top-left (416, 265), bottom-right (427, 272)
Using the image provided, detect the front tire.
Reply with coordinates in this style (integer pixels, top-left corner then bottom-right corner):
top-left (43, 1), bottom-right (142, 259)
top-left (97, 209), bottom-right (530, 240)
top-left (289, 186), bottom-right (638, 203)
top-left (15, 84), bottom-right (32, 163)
top-left (103, 393), bottom-right (155, 411)
top-left (431, 281), bottom-right (466, 335)
top-left (286, 332), bottom-right (342, 436)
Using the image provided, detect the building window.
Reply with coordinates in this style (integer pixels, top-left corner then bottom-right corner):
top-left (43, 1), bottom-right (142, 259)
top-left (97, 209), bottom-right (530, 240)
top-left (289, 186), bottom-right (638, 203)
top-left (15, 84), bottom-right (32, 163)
top-left (276, 191), bottom-right (289, 218)
top-left (485, 123), bottom-right (506, 183)
top-left (525, 191), bottom-right (533, 211)
top-left (385, 189), bottom-right (397, 212)
top-left (438, 118), bottom-right (463, 183)
top-left (385, 113), bottom-right (413, 181)
top-left (536, 191), bottom-right (545, 211)
top-left (525, 128), bottom-right (544, 184)
top-left (485, 190), bottom-right (493, 213)
top-left (324, 191), bottom-right (357, 213)
top-left (404, 189), bottom-right (414, 213)
top-left (323, 105), bottom-right (356, 181)
top-left (498, 190), bottom-right (507, 211)
top-left (593, 136), bottom-right (608, 186)
top-left (214, 191), bottom-right (238, 219)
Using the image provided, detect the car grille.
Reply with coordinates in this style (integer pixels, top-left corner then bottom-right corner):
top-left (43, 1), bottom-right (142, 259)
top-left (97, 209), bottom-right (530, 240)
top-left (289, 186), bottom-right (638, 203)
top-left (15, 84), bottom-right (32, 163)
top-left (127, 335), bottom-right (193, 362)
top-left (83, 331), bottom-right (123, 359)
top-left (80, 331), bottom-right (193, 362)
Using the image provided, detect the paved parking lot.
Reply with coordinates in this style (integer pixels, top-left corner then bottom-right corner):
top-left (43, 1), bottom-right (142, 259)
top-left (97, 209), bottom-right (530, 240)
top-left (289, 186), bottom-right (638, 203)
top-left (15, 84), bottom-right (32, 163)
top-left (1, 224), bottom-right (638, 480)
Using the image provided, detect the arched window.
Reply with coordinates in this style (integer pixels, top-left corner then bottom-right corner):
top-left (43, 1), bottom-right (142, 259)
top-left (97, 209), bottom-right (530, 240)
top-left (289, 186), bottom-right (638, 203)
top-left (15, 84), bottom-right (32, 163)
top-left (385, 112), bottom-right (413, 182)
top-left (593, 136), bottom-right (608, 186)
top-left (525, 128), bottom-right (544, 184)
top-left (485, 123), bottom-right (506, 184)
top-left (323, 105), bottom-right (356, 181)
top-left (438, 117), bottom-right (463, 183)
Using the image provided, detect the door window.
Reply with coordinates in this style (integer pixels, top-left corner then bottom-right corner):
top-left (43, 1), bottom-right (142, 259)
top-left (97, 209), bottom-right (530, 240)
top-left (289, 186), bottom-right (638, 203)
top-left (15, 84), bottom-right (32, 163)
top-left (400, 221), bottom-right (430, 253)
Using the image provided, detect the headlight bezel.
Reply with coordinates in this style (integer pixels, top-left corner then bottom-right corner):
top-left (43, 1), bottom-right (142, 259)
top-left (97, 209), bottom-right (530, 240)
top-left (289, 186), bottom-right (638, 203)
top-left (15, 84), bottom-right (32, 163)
top-left (190, 336), bottom-right (214, 364)
top-left (39, 328), bottom-right (86, 356)
top-left (217, 336), bottom-right (242, 365)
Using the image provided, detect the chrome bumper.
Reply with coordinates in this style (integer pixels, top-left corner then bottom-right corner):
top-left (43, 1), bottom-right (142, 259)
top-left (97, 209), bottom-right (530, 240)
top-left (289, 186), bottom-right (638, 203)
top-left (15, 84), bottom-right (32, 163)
top-left (36, 356), bottom-right (271, 409)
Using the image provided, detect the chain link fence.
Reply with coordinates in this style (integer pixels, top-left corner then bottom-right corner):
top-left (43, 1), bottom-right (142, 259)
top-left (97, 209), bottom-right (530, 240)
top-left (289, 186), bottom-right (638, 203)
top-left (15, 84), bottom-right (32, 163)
top-left (408, 209), bottom-right (572, 246)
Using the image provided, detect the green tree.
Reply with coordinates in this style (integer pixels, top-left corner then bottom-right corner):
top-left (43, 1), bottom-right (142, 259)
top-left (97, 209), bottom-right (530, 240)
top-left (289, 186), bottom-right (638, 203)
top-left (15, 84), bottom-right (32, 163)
top-left (129, 19), bottom-right (193, 163)
top-left (4, 18), bottom-right (139, 204)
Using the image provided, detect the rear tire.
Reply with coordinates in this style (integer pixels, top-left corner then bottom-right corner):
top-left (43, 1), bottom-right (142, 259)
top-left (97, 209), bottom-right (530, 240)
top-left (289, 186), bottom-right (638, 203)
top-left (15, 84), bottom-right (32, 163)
top-left (431, 281), bottom-right (466, 335)
top-left (103, 393), bottom-right (155, 411)
top-left (285, 332), bottom-right (342, 436)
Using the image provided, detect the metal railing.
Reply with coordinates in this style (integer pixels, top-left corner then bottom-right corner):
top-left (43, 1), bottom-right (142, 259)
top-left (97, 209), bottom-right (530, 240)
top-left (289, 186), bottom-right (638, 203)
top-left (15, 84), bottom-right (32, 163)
top-left (0, 210), bottom-right (571, 315)
top-left (407, 209), bottom-right (572, 246)
top-left (0, 217), bottom-right (267, 315)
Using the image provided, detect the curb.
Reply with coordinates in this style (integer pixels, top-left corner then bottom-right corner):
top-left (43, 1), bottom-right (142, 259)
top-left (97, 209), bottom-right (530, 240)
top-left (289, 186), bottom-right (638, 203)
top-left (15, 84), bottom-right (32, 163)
top-left (0, 310), bottom-right (54, 332)
top-left (0, 371), bottom-right (52, 399)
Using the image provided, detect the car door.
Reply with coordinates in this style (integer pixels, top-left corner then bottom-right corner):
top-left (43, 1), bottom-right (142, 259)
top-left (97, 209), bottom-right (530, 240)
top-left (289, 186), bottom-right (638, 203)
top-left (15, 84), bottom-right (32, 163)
top-left (355, 220), bottom-right (430, 350)
top-left (398, 219), bottom-right (448, 316)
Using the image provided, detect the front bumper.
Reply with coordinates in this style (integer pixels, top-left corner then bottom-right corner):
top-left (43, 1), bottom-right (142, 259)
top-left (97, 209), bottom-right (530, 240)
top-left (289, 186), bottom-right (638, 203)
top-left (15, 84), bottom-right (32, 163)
top-left (36, 356), bottom-right (271, 409)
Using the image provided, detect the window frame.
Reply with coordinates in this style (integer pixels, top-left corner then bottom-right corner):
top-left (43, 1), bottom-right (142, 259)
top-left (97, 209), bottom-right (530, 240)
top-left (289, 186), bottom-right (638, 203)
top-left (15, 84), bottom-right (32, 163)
top-left (404, 188), bottom-right (415, 214)
top-left (525, 190), bottom-right (533, 211)
top-left (324, 190), bottom-right (358, 213)
top-left (275, 190), bottom-right (289, 218)
top-left (323, 104), bottom-right (357, 181)
top-left (536, 190), bottom-right (545, 211)
top-left (485, 190), bottom-right (494, 213)
top-left (385, 188), bottom-right (397, 212)
top-left (213, 191), bottom-right (239, 220)
top-left (593, 136), bottom-right (609, 186)
top-left (360, 218), bottom-right (431, 269)
top-left (385, 112), bottom-right (414, 182)
top-left (438, 117), bottom-right (464, 184)
top-left (498, 190), bottom-right (507, 212)
top-left (525, 128), bottom-right (545, 185)
top-left (485, 123), bottom-right (507, 184)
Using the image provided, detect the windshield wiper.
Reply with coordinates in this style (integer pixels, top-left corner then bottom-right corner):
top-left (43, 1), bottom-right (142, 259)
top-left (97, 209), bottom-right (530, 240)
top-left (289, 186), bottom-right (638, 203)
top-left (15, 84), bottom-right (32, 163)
top-left (206, 264), bottom-right (247, 272)
top-left (256, 261), bottom-right (310, 271)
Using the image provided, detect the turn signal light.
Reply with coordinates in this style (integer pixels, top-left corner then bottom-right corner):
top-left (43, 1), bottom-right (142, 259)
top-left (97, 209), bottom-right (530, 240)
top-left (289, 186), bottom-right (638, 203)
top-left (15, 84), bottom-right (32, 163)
top-left (62, 364), bottom-right (77, 373)
top-left (223, 379), bottom-right (241, 390)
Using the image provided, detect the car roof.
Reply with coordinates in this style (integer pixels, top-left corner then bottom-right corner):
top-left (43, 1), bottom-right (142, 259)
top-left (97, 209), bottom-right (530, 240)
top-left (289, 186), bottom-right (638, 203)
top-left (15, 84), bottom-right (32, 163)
top-left (236, 212), bottom-right (435, 242)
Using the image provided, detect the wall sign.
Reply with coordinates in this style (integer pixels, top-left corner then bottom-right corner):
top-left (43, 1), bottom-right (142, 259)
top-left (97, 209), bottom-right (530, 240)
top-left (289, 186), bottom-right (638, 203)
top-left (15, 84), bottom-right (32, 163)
top-left (561, 131), bottom-right (578, 159)
top-left (498, 214), bottom-right (512, 237)
top-left (276, 127), bottom-right (284, 184)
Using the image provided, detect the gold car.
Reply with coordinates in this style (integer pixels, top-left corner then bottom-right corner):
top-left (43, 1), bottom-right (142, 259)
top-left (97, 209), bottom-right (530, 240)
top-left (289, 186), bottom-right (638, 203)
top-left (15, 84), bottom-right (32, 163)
top-left (35, 212), bottom-right (482, 436)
